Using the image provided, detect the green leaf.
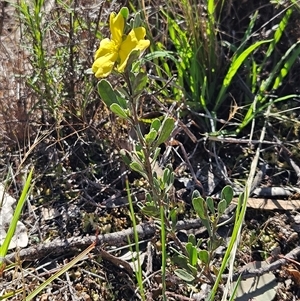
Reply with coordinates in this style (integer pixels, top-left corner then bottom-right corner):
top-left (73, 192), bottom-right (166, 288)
top-left (132, 11), bottom-right (142, 28)
top-left (97, 79), bottom-right (118, 108)
top-left (130, 162), bottom-right (147, 178)
top-left (192, 197), bottom-right (207, 220)
top-left (150, 118), bottom-right (161, 132)
top-left (116, 86), bottom-right (129, 99)
top-left (202, 219), bottom-right (212, 236)
top-left (144, 128), bottom-right (158, 145)
top-left (266, 8), bottom-right (292, 57)
top-left (170, 208), bottom-right (177, 230)
top-left (209, 236), bottom-right (223, 251)
top-left (120, 7), bottom-right (129, 19)
top-left (133, 72), bottom-right (148, 95)
top-left (135, 150), bottom-right (145, 162)
top-left (174, 269), bottom-right (195, 282)
top-left (116, 95), bottom-right (128, 109)
top-left (152, 147), bottom-right (161, 162)
top-left (273, 42), bottom-right (300, 89)
top-left (198, 250), bottom-right (210, 265)
top-left (196, 237), bottom-right (203, 248)
top-left (217, 199), bottom-right (228, 216)
top-left (192, 190), bottom-right (201, 199)
top-left (153, 176), bottom-right (161, 190)
top-left (119, 149), bottom-right (132, 166)
top-left (110, 103), bottom-right (128, 119)
top-left (172, 254), bottom-right (189, 268)
top-left (156, 117), bottom-right (175, 145)
top-left (145, 193), bottom-right (153, 203)
top-left (161, 166), bottom-right (174, 193)
top-left (125, 49), bottom-right (141, 74)
top-left (187, 263), bottom-right (197, 275)
top-left (193, 197), bottom-right (212, 235)
top-left (188, 234), bottom-right (196, 246)
top-left (186, 242), bottom-right (198, 266)
top-left (143, 50), bottom-right (177, 62)
top-left (221, 185), bottom-right (234, 206)
top-left (163, 168), bottom-right (171, 186)
top-left (142, 205), bottom-right (160, 217)
top-left (206, 197), bottom-right (215, 215)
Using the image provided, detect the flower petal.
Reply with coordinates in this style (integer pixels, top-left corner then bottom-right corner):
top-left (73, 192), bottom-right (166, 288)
top-left (118, 27), bottom-right (150, 72)
top-left (92, 38), bottom-right (118, 77)
top-left (92, 52), bottom-right (118, 78)
top-left (94, 38), bottom-right (116, 60)
top-left (110, 11), bottom-right (124, 45)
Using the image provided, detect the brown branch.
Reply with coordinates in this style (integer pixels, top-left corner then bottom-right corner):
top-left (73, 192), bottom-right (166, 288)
top-left (229, 246), bottom-right (300, 281)
top-left (4, 205), bottom-right (236, 264)
top-left (4, 222), bottom-right (156, 263)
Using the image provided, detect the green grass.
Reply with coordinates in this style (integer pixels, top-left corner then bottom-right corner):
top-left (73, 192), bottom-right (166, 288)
top-left (138, 0), bottom-right (300, 137)
top-left (15, 0), bottom-right (101, 124)
top-left (0, 168), bottom-right (33, 271)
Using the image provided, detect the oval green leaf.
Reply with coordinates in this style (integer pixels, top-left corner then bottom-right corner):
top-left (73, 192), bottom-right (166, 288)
top-left (156, 117), bottom-right (175, 145)
top-left (174, 269), bottom-right (195, 282)
top-left (97, 79), bottom-right (118, 108)
top-left (110, 103), bottom-right (128, 119)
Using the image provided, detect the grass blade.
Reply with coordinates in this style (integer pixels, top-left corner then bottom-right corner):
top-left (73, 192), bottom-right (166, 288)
top-left (25, 242), bottom-right (95, 300)
top-left (214, 40), bottom-right (272, 111)
top-left (0, 168), bottom-right (33, 269)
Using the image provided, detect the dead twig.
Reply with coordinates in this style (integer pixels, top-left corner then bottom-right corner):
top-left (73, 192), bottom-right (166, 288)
top-left (229, 246), bottom-right (300, 282)
top-left (4, 222), bottom-right (156, 263)
top-left (4, 208), bottom-right (237, 264)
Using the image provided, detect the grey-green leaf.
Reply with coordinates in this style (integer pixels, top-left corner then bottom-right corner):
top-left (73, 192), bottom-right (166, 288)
top-left (133, 72), bottom-right (148, 94)
top-left (119, 149), bottom-right (132, 166)
top-left (198, 250), bottom-right (210, 265)
top-left (130, 162), bottom-right (147, 178)
top-left (206, 197), bottom-right (215, 215)
top-left (145, 128), bottom-right (158, 145)
top-left (156, 117), bottom-right (175, 145)
top-left (98, 79), bottom-right (118, 108)
top-left (125, 49), bottom-right (141, 74)
top-left (217, 199), bottom-right (228, 216)
top-left (132, 12), bottom-right (142, 28)
top-left (163, 168), bottom-right (171, 186)
top-left (186, 243), bottom-right (198, 266)
top-left (192, 197), bottom-right (207, 220)
top-left (192, 190), bottom-right (201, 199)
top-left (110, 103), bottom-right (128, 119)
top-left (174, 269), bottom-right (195, 282)
top-left (142, 205), bottom-right (160, 217)
top-left (221, 185), bottom-right (234, 206)
top-left (188, 234), bottom-right (196, 246)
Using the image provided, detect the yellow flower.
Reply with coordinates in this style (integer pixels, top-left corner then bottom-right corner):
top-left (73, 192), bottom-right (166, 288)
top-left (92, 10), bottom-right (150, 78)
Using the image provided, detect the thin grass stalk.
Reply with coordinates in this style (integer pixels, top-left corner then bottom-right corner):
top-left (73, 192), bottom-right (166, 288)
top-left (0, 168), bottom-right (33, 270)
top-left (221, 102), bottom-right (272, 300)
top-left (126, 178), bottom-right (146, 301)
top-left (25, 242), bottom-right (95, 300)
top-left (160, 203), bottom-right (167, 301)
